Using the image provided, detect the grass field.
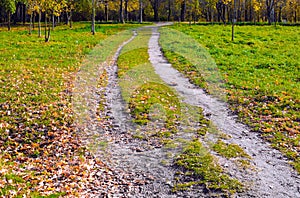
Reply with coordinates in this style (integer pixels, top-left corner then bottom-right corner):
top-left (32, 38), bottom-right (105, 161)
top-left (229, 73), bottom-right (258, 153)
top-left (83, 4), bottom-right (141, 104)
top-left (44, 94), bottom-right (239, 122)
top-left (160, 24), bottom-right (300, 172)
top-left (1, 22), bottom-right (298, 196)
top-left (0, 23), bottom-right (141, 197)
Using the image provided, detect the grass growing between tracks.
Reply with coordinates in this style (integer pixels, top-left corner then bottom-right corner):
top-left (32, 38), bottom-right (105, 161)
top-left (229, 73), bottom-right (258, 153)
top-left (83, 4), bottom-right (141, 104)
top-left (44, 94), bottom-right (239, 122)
top-left (211, 140), bottom-right (251, 159)
top-left (160, 24), bottom-right (300, 172)
top-left (174, 140), bottom-right (243, 195)
top-left (0, 23), bottom-right (141, 197)
top-left (117, 27), bottom-right (245, 195)
top-left (118, 28), bottom-right (181, 136)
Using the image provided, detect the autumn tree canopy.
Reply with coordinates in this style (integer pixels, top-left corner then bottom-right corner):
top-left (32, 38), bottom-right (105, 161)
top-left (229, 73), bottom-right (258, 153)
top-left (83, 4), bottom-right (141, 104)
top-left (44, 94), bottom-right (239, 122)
top-left (0, 0), bottom-right (299, 29)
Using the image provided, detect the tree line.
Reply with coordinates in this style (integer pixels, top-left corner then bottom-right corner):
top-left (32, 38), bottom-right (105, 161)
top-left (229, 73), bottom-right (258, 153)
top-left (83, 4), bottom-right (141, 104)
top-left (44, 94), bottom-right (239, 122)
top-left (0, 0), bottom-right (299, 31)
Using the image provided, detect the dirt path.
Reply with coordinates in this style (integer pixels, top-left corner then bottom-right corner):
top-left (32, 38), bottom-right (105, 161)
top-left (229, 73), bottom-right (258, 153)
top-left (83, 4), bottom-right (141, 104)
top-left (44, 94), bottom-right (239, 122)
top-left (74, 28), bottom-right (193, 197)
top-left (99, 29), bottom-right (177, 197)
top-left (148, 26), bottom-right (300, 197)
top-left (75, 25), bottom-right (300, 197)
top-left (95, 27), bottom-right (205, 197)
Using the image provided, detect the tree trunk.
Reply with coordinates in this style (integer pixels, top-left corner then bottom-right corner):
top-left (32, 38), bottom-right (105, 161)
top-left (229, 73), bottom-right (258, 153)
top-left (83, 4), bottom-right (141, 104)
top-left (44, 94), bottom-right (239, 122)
top-left (180, 0), bottom-right (186, 22)
top-left (249, 1), bottom-right (252, 21)
top-left (45, 14), bottom-right (51, 42)
top-left (167, 0), bottom-right (171, 21)
top-left (69, 11), bottom-right (73, 28)
top-left (92, 0), bottom-right (96, 35)
top-left (266, 0), bottom-right (275, 24)
top-left (8, 11), bottom-right (11, 31)
top-left (66, 12), bottom-right (69, 25)
top-left (216, 1), bottom-right (226, 24)
top-left (278, 6), bottom-right (282, 22)
top-left (38, 11), bottom-right (41, 37)
top-left (105, 2), bottom-right (109, 22)
top-left (274, 3), bottom-right (277, 26)
top-left (237, 0), bottom-right (241, 21)
top-left (119, 0), bottom-right (125, 23)
top-left (244, 0), bottom-right (248, 21)
top-left (47, 26), bottom-right (51, 42)
top-left (223, 4), bottom-right (226, 23)
top-left (29, 13), bottom-right (33, 35)
top-left (232, 0), bottom-right (237, 41)
top-left (18, 3), bottom-right (22, 23)
top-left (33, 12), bottom-right (35, 30)
top-left (206, 10), bottom-right (209, 22)
top-left (227, 6), bottom-right (230, 23)
top-left (151, 0), bottom-right (159, 21)
top-left (23, 4), bottom-right (26, 24)
top-left (125, 0), bottom-right (129, 21)
top-left (52, 14), bottom-right (55, 30)
top-left (45, 14), bottom-right (47, 41)
top-left (154, 1), bottom-right (159, 21)
top-left (139, 0), bottom-right (143, 23)
top-left (66, 11), bottom-right (73, 28)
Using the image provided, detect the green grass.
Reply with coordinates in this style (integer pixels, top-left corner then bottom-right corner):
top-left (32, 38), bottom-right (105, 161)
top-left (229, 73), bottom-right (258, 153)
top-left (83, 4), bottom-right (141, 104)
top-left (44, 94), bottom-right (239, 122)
top-left (174, 140), bottom-right (243, 195)
top-left (160, 24), bottom-right (300, 172)
top-left (118, 29), bottom-right (161, 102)
top-left (0, 22), bottom-right (141, 196)
top-left (211, 140), bottom-right (251, 159)
top-left (161, 50), bottom-right (208, 91)
top-left (129, 82), bottom-right (180, 129)
top-left (0, 23), bottom-right (139, 141)
top-left (117, 28), bottom-right (181, 136)
top-left (117, 48), bottom-right (149, 77)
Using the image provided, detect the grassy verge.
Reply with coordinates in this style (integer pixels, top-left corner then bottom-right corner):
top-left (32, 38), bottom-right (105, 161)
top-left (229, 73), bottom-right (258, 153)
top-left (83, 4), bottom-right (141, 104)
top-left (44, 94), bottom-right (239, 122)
top-left (161, 50), bottom-right (208, 91)
top-left (211, 140), bottom-right (251, 159)
top-left (0, 23), bottom-right (141, 196)
top-left (160, 24), bottom-right (300, 172)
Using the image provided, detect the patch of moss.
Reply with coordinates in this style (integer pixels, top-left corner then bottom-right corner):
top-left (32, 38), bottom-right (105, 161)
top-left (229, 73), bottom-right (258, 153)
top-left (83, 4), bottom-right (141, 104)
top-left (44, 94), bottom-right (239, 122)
top-left (292, 160), bottom-right (300, 173)
top-left (197, 128), bottom-right (208, 136)
top-left (132, 132), bottom-right (147, 140)
top-left (211, 140), bottom-right (251, 159)
top-left (235, 159), bottom-right (252, 169)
